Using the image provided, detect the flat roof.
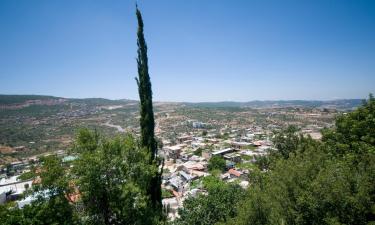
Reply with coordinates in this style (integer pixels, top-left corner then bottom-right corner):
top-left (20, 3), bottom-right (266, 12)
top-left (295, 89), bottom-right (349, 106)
top-left (212, 148), bottom-right (233, 155)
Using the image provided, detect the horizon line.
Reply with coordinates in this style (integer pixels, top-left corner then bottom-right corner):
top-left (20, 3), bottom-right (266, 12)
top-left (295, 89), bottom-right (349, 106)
top-left (0, 93), bottom-right (367, 103)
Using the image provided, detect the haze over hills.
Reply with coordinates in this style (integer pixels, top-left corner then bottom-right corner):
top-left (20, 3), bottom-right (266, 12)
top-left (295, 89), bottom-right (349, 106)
top-left (0, 94), bottom-right (363, 110)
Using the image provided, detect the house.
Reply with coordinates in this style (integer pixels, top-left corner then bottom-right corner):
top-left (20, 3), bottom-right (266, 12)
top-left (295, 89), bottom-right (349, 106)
top-left (167, 176), bottom-right (184, 191)
top-left (206, 138), bottom-right (219, 144)
top-left (177, 135), bottom-right (192, 144)
top-left (179, 171), bottom-right (193, 182)
top-left (165, 144), bottom-right (186, 159)
top-left (226, 161), bottom-right (235, 170)
top-left (202, 151), bottom-right (212, 160)
top-left (14, 146), bottom-right (27, 152)
top-left (162, 197), bottom-right (179, 220)
top-left (182, 161), bottom-right (206, 171)
top-left (240, 137), bottom-right (252, 143)
top-left (212, 148), bottom-right (234, 156)
top-left (163, 140), bottom-right (172, 147)
top-left (192, 122), bottom-right (206, 129)
top-left (190, 170), bottom-right (208, 178)
top-left (231, 141), bottom-right (252, 150)
top-left (221, 169), bottom-right (243, 181)
top-left (189, 155), bottom-right (201, 162)
top-left (228, 168), bottom-right (242, 177)
top-left (252, 140), bottom-right (263, 147)
top-left (223, 153), bottom-right (242, 163)
top-left (0, 175), bottom-right (33, 202)
top-left (0, 191), bottom-right (6, 204)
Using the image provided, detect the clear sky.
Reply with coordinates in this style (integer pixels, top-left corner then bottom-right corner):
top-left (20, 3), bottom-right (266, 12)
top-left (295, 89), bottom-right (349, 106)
top-left (0, 0), bottom-right (374, 101)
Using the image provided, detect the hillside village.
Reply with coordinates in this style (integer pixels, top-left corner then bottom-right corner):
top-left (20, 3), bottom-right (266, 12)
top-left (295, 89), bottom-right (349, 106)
top-left (0, 96), bottom-right (351, 220)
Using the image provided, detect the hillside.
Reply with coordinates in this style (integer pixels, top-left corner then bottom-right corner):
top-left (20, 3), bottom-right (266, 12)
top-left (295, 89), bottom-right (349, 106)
top-left (0, 94), bottom-right (360, 165)
top-left (185, 99), bottom-right (363, 110)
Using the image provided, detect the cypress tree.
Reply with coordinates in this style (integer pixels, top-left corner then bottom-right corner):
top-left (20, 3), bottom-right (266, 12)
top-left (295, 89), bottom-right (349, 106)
top-left (135, 6), bottom-right (162, 211)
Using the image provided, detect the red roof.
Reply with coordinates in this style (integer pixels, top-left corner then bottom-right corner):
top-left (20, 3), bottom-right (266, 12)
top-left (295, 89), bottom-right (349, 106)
top-left (228, 169), bottom-right (241, 177)
top-left (172, 190), bottom-right (180, 197)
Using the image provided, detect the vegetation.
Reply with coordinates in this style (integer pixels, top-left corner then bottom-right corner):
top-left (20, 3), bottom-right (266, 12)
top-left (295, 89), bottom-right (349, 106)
top-left (72, 129), bottom-right (160, 224)
top-left (207, 155), bottom-right (226, 172)
top-left (0, 95), bottom-right (58, 105)
top-left (272, 125), bottom-right (301, 159)
top-left (174, 176), bottom-right (245, 225)
top-left (18, 170), bottom-right (35, 181)
top-left (0, 130), bottom-right (163, 225)
top-left (135, 6), bottom-right (163, 213)
top-left (193, 147), bottom-right (203, 156)
top-left (0, 156), bottom-right (78, 225)
top-left (177, 95), bottom-right (375, 225)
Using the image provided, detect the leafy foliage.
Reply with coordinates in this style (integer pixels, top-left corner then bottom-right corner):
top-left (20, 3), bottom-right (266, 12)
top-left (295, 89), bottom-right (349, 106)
top-left (226, 96), bottom-right (375, 225)
top-left (0, 156), bottom-right (78, 225)
top-left (322, 94), bottom-right (375, 156)
top-left (177, 96), bottom-right (375, 225)
top-left (175, 177), bottom-right (245, 225)
top-left (72, 129), bottom-right (160, 225)
top-left (207, 155), bottom-right (226, 172)
top-left (272, 125), bottom-right (301, 159)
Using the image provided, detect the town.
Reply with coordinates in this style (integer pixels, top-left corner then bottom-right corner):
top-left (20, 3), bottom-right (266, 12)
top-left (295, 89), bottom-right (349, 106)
top-left (0, 95), bottom-right (360, 220)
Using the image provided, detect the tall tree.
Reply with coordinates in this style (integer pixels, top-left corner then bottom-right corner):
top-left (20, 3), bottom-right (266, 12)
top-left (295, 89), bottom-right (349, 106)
top-left (135, 6), bottom-right (157, 160)
top-left (135, 6), bottom-right (162, 211)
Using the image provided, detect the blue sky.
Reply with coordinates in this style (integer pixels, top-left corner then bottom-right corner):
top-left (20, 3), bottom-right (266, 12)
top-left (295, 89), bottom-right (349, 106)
top-left (0, 0), bottom-right (374, 101)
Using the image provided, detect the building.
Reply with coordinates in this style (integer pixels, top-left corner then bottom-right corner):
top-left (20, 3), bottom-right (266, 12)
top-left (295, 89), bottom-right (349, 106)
top-left (0, 175), bottom-right (33, 203)
top-left (212, 148), bottom-right (234, 156)
top-left (192, 122), bottom-right (206, 129)
top-left (231, 141), bottom-right (252, 150)
top-left (223, 153), bottom-right (242, 163)
top-left (177, 135), bottom-right (192, 144)
top-left (165, 144), bottom-right (186, 160)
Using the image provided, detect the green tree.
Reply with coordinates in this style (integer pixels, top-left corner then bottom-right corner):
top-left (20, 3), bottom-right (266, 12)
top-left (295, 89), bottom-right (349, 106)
top-left (193, 147), bottom-right (203, 156)
top-left (0, 156), bottom-right (78, 225)
top-left (135, 6), bottom-right (162, 211)
top-left (29, 155), bottom-right (77, 225)
top-left (0, 204), bottom-right (25, 225)
top-left (207, 155), bottom-right (226, 172)
top-left (224, 96), bottom-right (375, 225)
top-left (72, 129), bottom-right (159, 225)
top-left (253, 154), bottom-right (271, 171)
top-left (322, 93), bottom-right (375, 157)
top-left (135, 6), bottom-right (157, 161)
top-left (174, 177), bottom-right (244, 225)
top-left (272, 125), bottom-right (300, 160)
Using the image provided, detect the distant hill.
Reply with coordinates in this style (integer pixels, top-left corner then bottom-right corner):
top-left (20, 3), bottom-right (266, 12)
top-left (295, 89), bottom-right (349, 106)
top-left (0, 95), bottom-right (59, 105)
top-left (184, 99), bottom-right (364, 110)
top-left (68, 98), bottom-right (137, 106)
top-left (0, 94), bottom-right (363, 110)
top-left (0, 95), bottom-right (137, 107)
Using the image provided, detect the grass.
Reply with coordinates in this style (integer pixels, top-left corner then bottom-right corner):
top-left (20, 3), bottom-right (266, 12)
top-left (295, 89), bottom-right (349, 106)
top-left (162, 189), bottom-right (174, 198)
top-left (236, 162), bottom-right (256, 170)
top-left (190, 179), bottom-right (202, 189)
top-left (241, 154), bottom-right (253, 161)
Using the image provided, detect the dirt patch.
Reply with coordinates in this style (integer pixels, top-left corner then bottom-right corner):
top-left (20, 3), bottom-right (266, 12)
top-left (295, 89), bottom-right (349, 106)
top-left (0, 145), bottom-right (14, 154)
